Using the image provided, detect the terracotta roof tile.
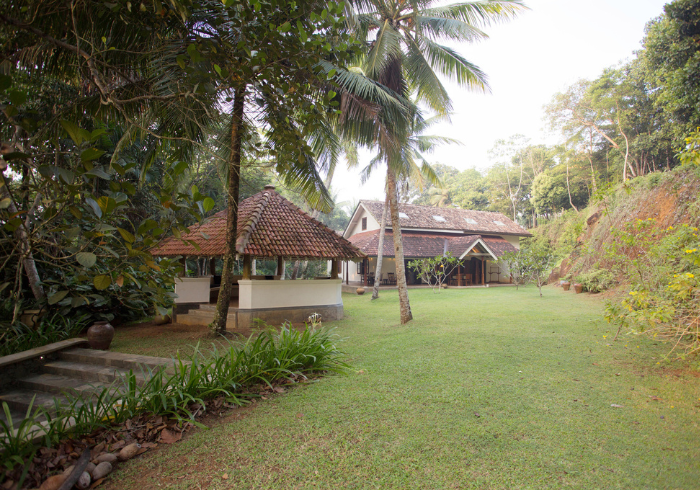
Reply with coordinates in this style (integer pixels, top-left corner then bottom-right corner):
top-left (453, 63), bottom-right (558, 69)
top-left (348, 231), bottom-right (517, 259)
top-left (358, 201), bottom-right (532, 236)
top-left (151, 189), bottom-right (366, 260)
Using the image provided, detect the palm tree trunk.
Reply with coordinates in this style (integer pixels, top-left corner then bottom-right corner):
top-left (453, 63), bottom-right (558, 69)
top-left (371, 193), bottom-right (389, 300)
top-left (386, 168), bottom-right (412, 323)
top-left (210, 85), bottom-right (245, 334)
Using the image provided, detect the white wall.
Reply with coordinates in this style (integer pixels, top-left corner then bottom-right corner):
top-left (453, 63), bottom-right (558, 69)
top-left (174, 277), bottom-right (211, 303)
top-left (238, 279), bottom-right (342, 309)
top-left (346, 205), bottom-right (381, 237)
top-left (504, 235), bottom-right (521, 250)
top-left (342, 257), bottom-right (398, 283)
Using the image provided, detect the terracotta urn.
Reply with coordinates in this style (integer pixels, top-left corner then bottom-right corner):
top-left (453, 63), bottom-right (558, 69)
top-left (356, 287), bottom-right (365, 295)
top-left (573, 283), bottom-right (583, 294)
top-left (87, 321), bottom-right (115, 350)
top-left (561, 281), bottom-right (571, 291)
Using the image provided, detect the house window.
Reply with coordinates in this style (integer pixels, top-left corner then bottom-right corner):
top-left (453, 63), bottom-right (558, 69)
top-left (362, 217), bottom-right (367, 231)
top-left (357, 261), bottom-right (364, 274)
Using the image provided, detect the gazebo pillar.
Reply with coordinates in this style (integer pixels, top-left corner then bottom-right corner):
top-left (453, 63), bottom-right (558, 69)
top-left (345, 261), bottom-right (349, 285)
top-left (363, 258), bottom-right (369, 286)
top-left (481, 258), bottom-right (485, 285)
top-left (209, 257), bottom-right (216, 276)
top-left (277, 257), bottom-right (285, 279)
top-left (458, 262), bottom-right (463, 287)
top-left (180, 256), bottom-right (187, 277)
top-left (331, 258), bottom-right (339, 279)
top-left (242, 254), bottom-right (252, 279)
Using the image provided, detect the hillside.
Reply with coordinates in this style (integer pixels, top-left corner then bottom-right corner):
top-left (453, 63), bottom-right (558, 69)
top-left (537, 167), bottom-right (700, 285)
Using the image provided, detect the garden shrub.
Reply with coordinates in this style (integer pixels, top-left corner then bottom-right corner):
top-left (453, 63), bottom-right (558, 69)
top-left (604, 219), bottom-right (700, 358)
top-left (574, 269), bottom-right (616, 293)
top-left (0, 323), bottom-right (348, 463)
top-left (0, 312), bottom-right (90, 357)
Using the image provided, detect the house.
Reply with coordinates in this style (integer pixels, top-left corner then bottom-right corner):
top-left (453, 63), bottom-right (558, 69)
top-left (342, 200), bottom-right (532, 287)
top-left (151, 185), bottom-right (366, 329)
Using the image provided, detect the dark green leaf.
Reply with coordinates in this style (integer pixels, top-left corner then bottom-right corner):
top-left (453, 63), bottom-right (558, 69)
top-left (76, 252), bottom-right (97, 268)
top-left (94, 275), bottom-right (112, 290)
top-left (48, 290), bottom-right (69, 305)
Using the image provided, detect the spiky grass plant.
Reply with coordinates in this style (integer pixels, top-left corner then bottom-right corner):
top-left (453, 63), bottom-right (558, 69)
top-left (0, 324), bottom-right (348, 466)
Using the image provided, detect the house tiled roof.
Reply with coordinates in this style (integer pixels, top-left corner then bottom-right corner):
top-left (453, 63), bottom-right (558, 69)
top-left (358, 200), bottom-right (532, 236)
top-left (347, 231), bottom-right (517, 259)
top-left (151, 188), bottom-right (366, 260)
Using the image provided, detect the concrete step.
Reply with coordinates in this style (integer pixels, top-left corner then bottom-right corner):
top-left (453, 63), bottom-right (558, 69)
top-left (0, 388), bottom-right (75, 415)
top-left (19, 373), bottom-right (118, 398)
top-left (0, 403), bottom-right (32, 426)
top-left (59, 348), bottom-right (184, 373)
top-left (42, 360), bottom-right (148, 386)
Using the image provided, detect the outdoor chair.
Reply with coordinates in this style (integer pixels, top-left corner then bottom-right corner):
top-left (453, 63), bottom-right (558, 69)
top-left (387, 272), bottom-right (396, 285)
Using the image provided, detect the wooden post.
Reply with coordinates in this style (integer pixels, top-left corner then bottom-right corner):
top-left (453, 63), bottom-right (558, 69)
top-left (481, 258), bottom-right (485, 285)
top-left (180, 256), bottom-right (187, 277)
top-left (345, 261), bottom-right (349, 285)
top-left (277, 256), bottom-right (285, 278)
top-left (331, 258), bottom-right (339, 279)
top-left (242, 254), bottom-right (252, 279)
top-left (458, 262), bottom-right (463, 287)
top-left (209, 257), bottom-right (216, 276)
top-left (363, 258), bottom-right (369, 286)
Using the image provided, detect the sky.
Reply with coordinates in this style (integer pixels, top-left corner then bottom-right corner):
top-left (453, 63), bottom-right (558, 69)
top-left (331, 0), bottom-right (671, 207)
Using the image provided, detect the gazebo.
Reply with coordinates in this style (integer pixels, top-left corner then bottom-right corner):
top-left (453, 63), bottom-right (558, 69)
top-left (151, 185), bottom-right (366, 329)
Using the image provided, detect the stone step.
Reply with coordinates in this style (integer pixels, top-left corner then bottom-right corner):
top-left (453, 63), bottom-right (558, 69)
top-left (19, 373), bottom-right (118, 398)
top-left (0, 388), bottom-right (75, 415)
top-left (59, 348), bottom-right (184, 373)
top-left (0, 403), bottom-right (31, 426)
top-left (42, 360), bottom-right (148, 386)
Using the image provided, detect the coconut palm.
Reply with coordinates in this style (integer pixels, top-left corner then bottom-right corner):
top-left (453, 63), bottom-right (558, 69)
top-left (347, 0), bottom-right (526, 323)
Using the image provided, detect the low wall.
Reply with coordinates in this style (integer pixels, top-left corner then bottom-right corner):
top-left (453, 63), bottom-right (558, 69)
top-left (174, 277), bottom-right (211, 304)
top-left (237, 303), bottom-right (343, 329)
top-left (238, 279), bottom-right (343, 310)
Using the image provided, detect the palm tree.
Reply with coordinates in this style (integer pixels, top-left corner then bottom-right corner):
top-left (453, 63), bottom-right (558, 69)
top-left (349, 0), bottom-right (526, 323)
top-left (365, 110), bottom-right (459, 300)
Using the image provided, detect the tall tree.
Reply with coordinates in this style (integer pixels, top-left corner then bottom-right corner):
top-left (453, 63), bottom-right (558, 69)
top-left (349, 0), bottom-right (525, 323)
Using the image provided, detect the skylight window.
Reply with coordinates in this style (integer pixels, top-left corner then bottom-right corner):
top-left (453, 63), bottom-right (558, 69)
top-left (432, 215), bottom-right (446, 222)
top-left (399, 212), bottom-right (409, 219)
top-left (465, 218), bottom-right (477, 225)
top-left (493, 220), bottom-right (505, 226)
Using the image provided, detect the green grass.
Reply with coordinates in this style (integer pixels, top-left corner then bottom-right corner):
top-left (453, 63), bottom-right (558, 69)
top-left (106, 286), bottom-right (700, 489)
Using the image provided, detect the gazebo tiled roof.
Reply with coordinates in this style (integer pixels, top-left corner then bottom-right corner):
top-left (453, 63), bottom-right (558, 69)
top-left (347, 231), bottom-right (516, 259)
top-left (151, 187), bottom-right (366, 260)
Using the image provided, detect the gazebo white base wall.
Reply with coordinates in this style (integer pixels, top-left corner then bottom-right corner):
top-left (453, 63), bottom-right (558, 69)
top-left (236, 279), bottom-right (343, 328)
top-left (174, 278), bottom-right (344, 329)
top-left (175, 277), bottom-right (212, 303)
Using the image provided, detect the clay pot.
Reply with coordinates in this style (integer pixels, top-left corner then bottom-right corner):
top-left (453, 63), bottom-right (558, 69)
top-left (573, 283), bottom-right (583, 294)
top-left (87, 321), bottom-right (115, 350)
top-left (561, 281), bottom-right (571, 291)
top-left (356, 287), bottom-right (365, 295)
top-left (20, 309), bottom-right (43, 328)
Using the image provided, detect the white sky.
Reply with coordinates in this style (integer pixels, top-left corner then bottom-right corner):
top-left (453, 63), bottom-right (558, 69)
top-left (332, 0), bottom-right (670, 207)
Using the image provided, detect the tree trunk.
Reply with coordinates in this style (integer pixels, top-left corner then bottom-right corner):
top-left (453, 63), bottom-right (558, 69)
top-left (0, 173), bottom-right (44, 300)
top-left (210, 85), bottom-right (245, 334)
top-left (566, 160), bottom-right (578, 213)
top-left (291, 260), bottom-right (300, 280)
top-left (371, 193), bottom-right (390, 300)
top-left (386, 168), bottom-right (412, 324)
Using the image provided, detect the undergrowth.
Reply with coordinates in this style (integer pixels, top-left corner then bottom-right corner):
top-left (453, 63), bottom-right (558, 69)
top-left (0, 324), bottom-right (348, 470)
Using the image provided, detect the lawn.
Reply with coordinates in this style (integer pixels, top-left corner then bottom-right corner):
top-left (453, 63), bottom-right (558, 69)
top-left (106, 286), bottom-right (700, 489)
